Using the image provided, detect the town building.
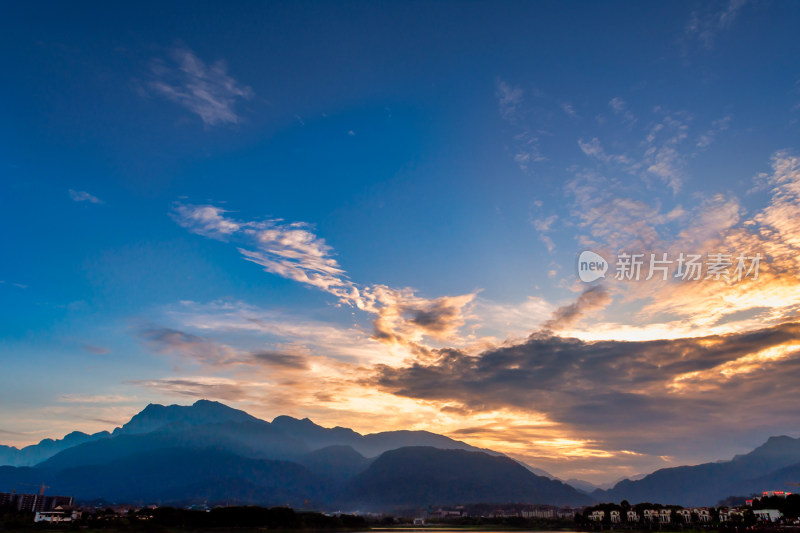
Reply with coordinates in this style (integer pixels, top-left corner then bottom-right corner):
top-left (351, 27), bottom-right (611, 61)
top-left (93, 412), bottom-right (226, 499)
top-left (34, 507), bottom-right (82, 523)
top-left (753, 509), bottom-right (782, 522)
top-left (0, 492), bottom-right (73, 513)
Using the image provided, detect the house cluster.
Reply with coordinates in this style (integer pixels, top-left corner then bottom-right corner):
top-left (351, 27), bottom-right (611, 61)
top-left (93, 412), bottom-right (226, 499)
top-left (589, 508), bottom-right (712, 524)
top-left (420, 504), bottom-right (577, 521)
top-left (482, 505), bottom-right (577, 520)
top-left (585, 489), bottom-right (799, 527)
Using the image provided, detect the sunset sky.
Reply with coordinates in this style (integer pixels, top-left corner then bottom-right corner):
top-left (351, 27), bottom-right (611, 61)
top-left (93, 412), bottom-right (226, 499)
top-left (2, 1), bottom-right (800, 484)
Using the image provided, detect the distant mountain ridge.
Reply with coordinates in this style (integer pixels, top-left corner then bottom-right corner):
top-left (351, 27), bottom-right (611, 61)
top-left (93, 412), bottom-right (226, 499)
top-left (595, 435), bottom-right (800, 506)
top-left (0, 430), bottom-right (110, 467)
top-left (0, 400), bottom-right (588, 510)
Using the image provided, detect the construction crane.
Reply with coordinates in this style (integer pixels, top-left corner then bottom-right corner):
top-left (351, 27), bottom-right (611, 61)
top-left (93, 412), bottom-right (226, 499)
top-left (13, 482), bottom-right (50, 495)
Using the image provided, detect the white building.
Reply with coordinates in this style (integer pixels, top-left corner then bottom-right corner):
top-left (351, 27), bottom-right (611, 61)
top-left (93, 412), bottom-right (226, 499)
top-left (627, 510), bottom-right (640, 522)
top-left (692, 509), bottom-right (711, 523)
top-left (557, 508), bottom-right (576, 519)
top-left (589, 510), bottom-right (605, 522)
top-left (719, 509), bottom-right (742, 522)
top-left (754, 509), bottom-right (782, 522)
top-left (34, 508), bottom-right (81, 523)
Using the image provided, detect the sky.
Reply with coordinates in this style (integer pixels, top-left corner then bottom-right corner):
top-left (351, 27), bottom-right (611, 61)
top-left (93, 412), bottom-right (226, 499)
top-left (2, 0), bottom-right (800, 484)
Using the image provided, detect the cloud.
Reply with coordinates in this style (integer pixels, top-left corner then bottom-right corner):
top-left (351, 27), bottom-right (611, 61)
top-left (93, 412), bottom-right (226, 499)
top-left (170, 204), bottom-right (240, 239)
top-left (496, 79), bottom-right (546, 170)
top-left (642, 112), bottom-right (691, 193)
top-left (172, 203), bottom-right (477, 353)
top-left (496, 80), bottom-right (524, 122)
top-left (140, 327), bottom-right (243, 365)
top-left (566, 169), bottom-right (674, 251)
top-left (560, 101), bottom-right (578, 118)
top-left (370, 321), bottom-right (800, 457)
top-left (684, 0), bottom-right (747, 51)
top-left (82, 344), bottom-right (111, 355)
top-left (172, 203), bottom-right (348, 297)
top-left (580, 105), bottom-right (705, 194)
top-left (542, 286), bottom-right (612, 331)
top-left (0, 280), bottom-right (28, 289)
top-left (140, 325), bottom-right (315, 372)
top-left (532, 214), bottom-right (559, 252)
top-left (59, 394), bottom-right (133, 403)
top-left (130, 376), bottom-right (257, 402)
top-left (251, 350), bottom-right (310, 370)
top-left (608, 97), bottom-right (636, 123)
top-left (578, 137), bottom-right (633, 166)
top-left (147, 46), bottom-right (253, 126)
top-left (628, 152), bottom-right (800, 329)
top-left (68, 189), bottom-right (104, 204)
top-left (696, 115), bottom-right (731, 148)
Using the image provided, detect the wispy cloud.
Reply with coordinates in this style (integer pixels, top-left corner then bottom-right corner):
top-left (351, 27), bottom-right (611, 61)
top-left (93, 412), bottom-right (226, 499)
top-left (0, 280), bottom-right (28, 289)
top-left (642, 110), bottom-right (691, 193)
top-left (560, 101), bottom-right (578, 118)
top-left (171, 203), bottom-right (477, 354)
top-left (82, 344), bottom-right (111, 355)
top-left (696, 115), bottom-right (732, 148)
top-left (495, 80), bottom-right (546, 170)
top-left (580, 104), bottom-right (706, 194)
top-left (140, 325), bottom-right (310, 371)
top-left (68, 189), bottom-right (104, 204)
top-left (496, 80), bottom-right (524, 122)
top-left (578, 137), bottom-right (633, 166)
top-left (683, 0), bottom-right (748, 51)
top-left (148, 46), bottom-right (253, 126)
top-left (566, 150), bottom-right (800, 335)
top-left (532, 214), bottom-right (559, 252)
top-left (542, 286), bottom-right (612, 331)
top-left (608, 97), bottom-right (636, 124)
top-left (59, 394), bottom-right (133, 404)
top-left (130, 376), bottom-right (258, 402)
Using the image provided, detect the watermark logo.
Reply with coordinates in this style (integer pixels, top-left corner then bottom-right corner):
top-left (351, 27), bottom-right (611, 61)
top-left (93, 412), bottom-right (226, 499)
top-left (578, 251), bottom-right (609, 282)
top-left (577, 250), bottom-right (761, 283)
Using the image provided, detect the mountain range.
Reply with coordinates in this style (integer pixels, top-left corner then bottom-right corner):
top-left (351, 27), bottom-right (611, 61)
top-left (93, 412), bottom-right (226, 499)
top-left (593, 435), bottom-right (800, 506)
top-left (0, 400), bottom-right (589, 510)
top-left (2, 400), bottom-right (800, 509)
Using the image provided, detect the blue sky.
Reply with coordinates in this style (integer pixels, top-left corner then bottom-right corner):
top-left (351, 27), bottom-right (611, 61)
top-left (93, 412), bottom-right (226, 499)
top-left (2, 0), bottom-right (800, 483)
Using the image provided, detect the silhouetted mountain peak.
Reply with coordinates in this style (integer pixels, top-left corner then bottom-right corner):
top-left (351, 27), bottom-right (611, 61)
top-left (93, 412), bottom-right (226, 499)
top-left (272, 415), bottom-right (318, 427)
top-left (730, 435), bottom-right (800, 464)
top-left (114, 399), bottom-right (258, 436)
top-left (347, 446), bottom-right (590, 509)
